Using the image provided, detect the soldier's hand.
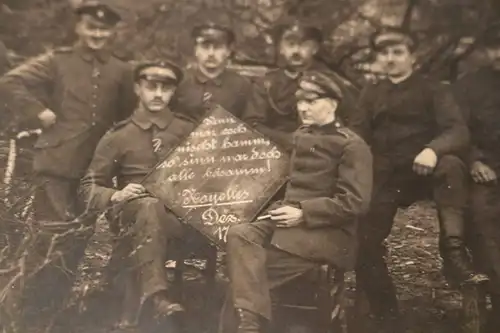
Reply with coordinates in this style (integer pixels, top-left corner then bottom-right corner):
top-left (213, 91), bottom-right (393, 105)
top-left (111, 183), bottom-right (146, 203)
top-left (413, 148), bottom-right (438, 176)
top-left (471, 161), bottom-right (497, 184)
top-left (38, 109), bottom-right (57, 128)
top-left (269, 206), bottom-right (304, 228)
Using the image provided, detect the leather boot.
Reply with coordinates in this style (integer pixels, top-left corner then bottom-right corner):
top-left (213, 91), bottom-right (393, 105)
top-left (236, 309), bottom-right (262, 333)
top-left (438, 208), bottom-right (475, 285)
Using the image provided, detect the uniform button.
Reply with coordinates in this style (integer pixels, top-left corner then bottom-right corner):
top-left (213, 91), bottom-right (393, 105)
top-left (92, 104), bottom-right (97, 108)
top-left (91, 121), bottom-right (96, 126)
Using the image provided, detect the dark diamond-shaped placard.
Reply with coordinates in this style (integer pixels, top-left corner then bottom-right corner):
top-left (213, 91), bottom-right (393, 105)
top-left (144, 105), bottom-right (290, 248)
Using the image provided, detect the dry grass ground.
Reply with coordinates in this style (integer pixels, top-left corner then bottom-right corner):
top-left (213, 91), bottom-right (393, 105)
top-left (70, 201), bottom-right (467, 333)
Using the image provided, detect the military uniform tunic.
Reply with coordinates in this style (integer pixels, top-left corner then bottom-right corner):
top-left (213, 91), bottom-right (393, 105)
top-left (170, 66), bottom-right (264, 124)
top-left (1, 43), bottom-right (137, 179)
top-left (225, 122), bottom-right (372, 320)
top-left (79, 109), bottom-right (197, 322)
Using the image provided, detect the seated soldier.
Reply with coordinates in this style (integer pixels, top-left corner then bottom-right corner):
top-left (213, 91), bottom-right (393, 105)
top-left (454, 25), bottom-right (500, 332)
top-left (79, 59), bottom-right (197, 326)
top-left (221, 72), bottom-right (373, 333)
top-left (350, 27), bottom-right (479, 332)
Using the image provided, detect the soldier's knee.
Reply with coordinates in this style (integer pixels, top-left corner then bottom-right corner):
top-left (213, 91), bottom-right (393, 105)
top-left (125, 197), bottom-right (160, 213)
top-left (227, 223), bottom-right (258, 246)
top-left (122, 197), bottom-right (164, 228)
top-left (435, 155), bottom-right (465, 176)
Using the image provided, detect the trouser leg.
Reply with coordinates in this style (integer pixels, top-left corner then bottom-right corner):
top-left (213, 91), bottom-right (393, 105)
top-left (470, 183), bottom-right (500, 293)
top-left (226, 220), bottom-right (275, 320)
top-left (117, 197), bottom-right (184, 324)
top-left (222, 221), bottom-right (317, 333)
top-left (432, 155), bottom-right (475, 284)
top-left (33, 174), bottom-right (79, 221)
top-left (20, 175), bottom-right (88, 332)
top-left (355, 199), bottom-right (400, 320)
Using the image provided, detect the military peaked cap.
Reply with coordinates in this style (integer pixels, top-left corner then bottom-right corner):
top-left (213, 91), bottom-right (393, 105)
top-left (370, 26), bottom-right (418, 51)
top-left (191, 10), bottom-right (235, 45)
top-left (134, 59), bottom-right (183, 85)
top-left (296, 71), bottom-right (343, 101)
top-left (273, 18), bottom-right (322, 44)
top-left (75, 0), bottom-right (121, 26)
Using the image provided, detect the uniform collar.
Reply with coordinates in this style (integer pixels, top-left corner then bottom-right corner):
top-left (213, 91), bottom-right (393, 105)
top-left (74, 42), bottom-right (112, 64)
top-left (283, 61), bottom-right (326, 80)
top-left (132, 106), bottom-right (174, 130)
top-left (385, 71), bottom-right (417, 86)
top-left (298, 120), bottom-right (341, 134)
top-left (195, 66), bottom-right (227, 86)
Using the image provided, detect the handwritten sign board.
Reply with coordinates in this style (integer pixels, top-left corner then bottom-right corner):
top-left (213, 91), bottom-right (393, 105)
top-left (144, 105), bottom-right (290, 247)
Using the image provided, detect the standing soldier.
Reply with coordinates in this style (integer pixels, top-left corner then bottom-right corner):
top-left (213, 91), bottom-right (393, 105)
top-left (251, 20), bottom-right (359, 151)
top-left (454, 26), bottom-right (500, 332)
top-left (171, 10), bottom-right (262, 123)
top-left (0, 0), bottom-right (135, 331)
top-left (350, 27), bottom-right (478, 332)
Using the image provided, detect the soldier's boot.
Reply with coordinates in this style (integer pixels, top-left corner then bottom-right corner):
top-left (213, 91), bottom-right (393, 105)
top-left (236, 309), bottom-right (264, 333)
top-left (438, 207), bottom-right (477, 285)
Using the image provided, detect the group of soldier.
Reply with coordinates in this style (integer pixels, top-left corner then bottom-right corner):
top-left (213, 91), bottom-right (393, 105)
top-left (1, 0), bottom-right (500, 333)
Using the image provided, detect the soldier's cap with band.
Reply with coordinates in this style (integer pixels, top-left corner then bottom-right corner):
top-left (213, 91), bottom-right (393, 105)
top-left (274, 19), bottom-right (322, 44)
top-left (134, 59), bottom-right (183, 85)
top-left (482, 24), bottom-right (500, 47)
top-left (191, 10), bottom-right (235, 45)
top-left (75, 0), bottom-right (121, 26)
top-left (370, 27), bottom-right (418, 51)
top-left (295, 71), bottom-right (343, 102)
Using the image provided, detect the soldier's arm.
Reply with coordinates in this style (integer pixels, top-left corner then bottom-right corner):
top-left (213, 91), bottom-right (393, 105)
top-left (246, 78), bottom-right (295, 152)
top-left (116, 62), bottom-right (137, 122)
top-left (346, 85), bottom-right (372, 142)
top-left (79, 131), bottom-right (121, 213)
top-left (427, 82), bottom-right (470, 156)
top-left (300, 138), bottom-right (373, 228)
top-left (0, 52), bottom-right (56, 125)
top-left (255, 125), bottom-right (295, 152)
top-left (240, 76), bottom-right (267, 127)
top-left (453, 74), bottom-right (484, 165)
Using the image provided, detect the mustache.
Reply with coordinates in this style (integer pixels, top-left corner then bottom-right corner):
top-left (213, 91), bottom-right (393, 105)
top-left (290, 53), bottom-right (303, 61)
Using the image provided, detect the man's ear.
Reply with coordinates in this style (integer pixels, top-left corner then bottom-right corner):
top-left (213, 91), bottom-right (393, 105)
top-left (311, 42), bottom-right (320, 56)
top-left (329, 99), bottom-right (338, 111)
top-left (133, 82), bottom-right (141, 96)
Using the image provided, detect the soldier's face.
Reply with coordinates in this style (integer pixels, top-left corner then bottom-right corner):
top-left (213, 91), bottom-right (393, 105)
top-left (195, 41), bottom-right (231, 70)
top-left (297, 98), bottom-right (337, 126)
top-left (135, 80), bottom-right (176, 112)
top-left (486, 45), bottom-right (500, 70)
top-left (279, 39), bottom-right (318, 69)
top-left (76, 15), bottom-right (115, 50)
top-left (376, 43), bottom-right (415, 78)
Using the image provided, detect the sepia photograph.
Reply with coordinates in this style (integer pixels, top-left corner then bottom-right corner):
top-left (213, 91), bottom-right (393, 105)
top-left (0, 0), bottom-right (499, 332)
